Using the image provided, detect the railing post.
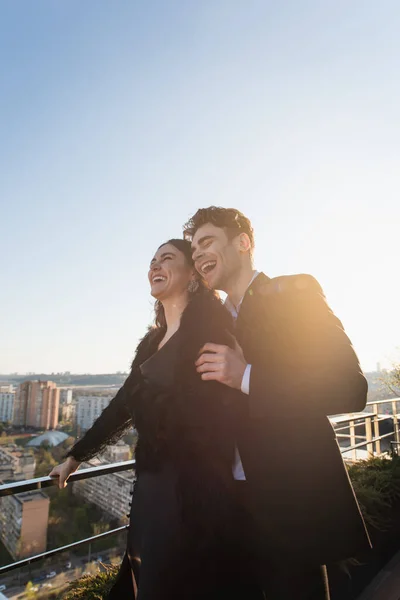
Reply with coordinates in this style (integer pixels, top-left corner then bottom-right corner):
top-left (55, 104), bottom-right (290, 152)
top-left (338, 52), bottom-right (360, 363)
top-left (365, 416), bottom-right (374, 457)
top-left (392, 400), bottom-right (399, 447)
top-left (373, 404), bottom-right (381, 456)
top-left (350, 420), bottom-right (357, 462)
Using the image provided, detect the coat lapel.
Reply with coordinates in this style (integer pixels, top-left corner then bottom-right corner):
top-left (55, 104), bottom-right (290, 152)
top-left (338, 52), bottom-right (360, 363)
top-left (237, 272), bottom-right (270, 328)
top-left (235, 272), bottom-right (271, 362)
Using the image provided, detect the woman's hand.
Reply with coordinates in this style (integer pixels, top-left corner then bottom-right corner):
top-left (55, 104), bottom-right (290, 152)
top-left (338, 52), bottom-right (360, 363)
top-left (49, 456), bottom-right (81, 489)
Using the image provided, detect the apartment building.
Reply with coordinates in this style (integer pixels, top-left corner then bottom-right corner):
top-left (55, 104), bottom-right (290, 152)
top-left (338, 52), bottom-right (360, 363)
top-left (73, 443), bottom-right (134, 520)
top-left (0, 391), bottom-right (14, 422)
top-left (13, 381), bottom-right (59, 429)
top-left (0, 444), bottom-right (36, 482)
top-left (76, 395), bottom-right (112, 431)
top-left (0, 491), bottom-right (49, 559)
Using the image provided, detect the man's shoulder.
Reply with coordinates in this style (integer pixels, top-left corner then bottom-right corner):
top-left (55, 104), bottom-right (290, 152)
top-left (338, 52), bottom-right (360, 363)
top-left (255, 273), bottom-right (324, 297)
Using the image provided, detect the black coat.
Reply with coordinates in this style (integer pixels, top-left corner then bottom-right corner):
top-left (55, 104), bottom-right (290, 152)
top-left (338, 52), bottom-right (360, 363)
top-left (234, 272), bottom-right (372, 564)
top-left (68, 274), bottom-right (371, 568)
top-left (68, 291), bottom-right (242, 543)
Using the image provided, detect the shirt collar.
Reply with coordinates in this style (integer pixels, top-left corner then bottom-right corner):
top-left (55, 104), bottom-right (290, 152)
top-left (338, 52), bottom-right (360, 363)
top-left (225, 271), bottom-right (259, 319)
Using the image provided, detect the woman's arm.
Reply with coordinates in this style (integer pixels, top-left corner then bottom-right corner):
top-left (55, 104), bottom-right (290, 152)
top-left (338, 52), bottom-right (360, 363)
top-left (49, 372), bottom-right (136, 488)
top-left (67, 372), bottom-right (136, 462)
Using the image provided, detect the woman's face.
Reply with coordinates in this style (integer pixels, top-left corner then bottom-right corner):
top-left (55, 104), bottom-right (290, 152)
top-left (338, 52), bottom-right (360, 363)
top-left (148, 243), bottom-right (194, 300)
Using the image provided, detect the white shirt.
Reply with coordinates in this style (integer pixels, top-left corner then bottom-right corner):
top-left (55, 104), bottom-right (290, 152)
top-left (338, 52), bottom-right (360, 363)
top-left (225, 271), bottom-right (259, 480)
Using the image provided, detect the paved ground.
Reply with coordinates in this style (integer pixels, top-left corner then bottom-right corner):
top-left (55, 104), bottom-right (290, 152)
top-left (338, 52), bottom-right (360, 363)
top-left (357, 550), bottom-right (400, 600)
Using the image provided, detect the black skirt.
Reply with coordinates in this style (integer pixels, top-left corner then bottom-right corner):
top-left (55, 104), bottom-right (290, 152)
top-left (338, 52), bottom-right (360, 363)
top-left (108, 464), bottom-right (265, 600)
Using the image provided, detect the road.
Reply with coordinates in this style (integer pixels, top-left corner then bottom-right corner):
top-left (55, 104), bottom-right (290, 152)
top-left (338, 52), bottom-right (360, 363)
top-left (0, 549), bottom-right (121, 599)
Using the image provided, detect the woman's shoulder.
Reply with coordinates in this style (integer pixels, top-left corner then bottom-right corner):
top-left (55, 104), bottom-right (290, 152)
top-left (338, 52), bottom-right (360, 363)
top-left (130, 326), bottom-right (164, 370)
top-left (180, 290), bottom-right (234, 345)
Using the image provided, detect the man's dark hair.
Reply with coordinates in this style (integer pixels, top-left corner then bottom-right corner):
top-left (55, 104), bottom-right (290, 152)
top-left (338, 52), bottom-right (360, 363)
top-left (183, 206), bottom-right (255, 250)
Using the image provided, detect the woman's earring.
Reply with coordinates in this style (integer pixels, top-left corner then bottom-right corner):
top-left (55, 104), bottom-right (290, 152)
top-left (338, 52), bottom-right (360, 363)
top-left (188, 279), bottom-right (199, 293)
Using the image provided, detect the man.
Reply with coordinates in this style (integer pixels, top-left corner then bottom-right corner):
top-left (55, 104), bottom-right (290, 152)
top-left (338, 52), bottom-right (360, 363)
top-left (183, 206), bottom-right (371, 599)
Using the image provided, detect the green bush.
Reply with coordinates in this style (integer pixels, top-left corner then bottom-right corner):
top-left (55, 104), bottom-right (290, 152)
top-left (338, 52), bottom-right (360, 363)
top-left (59, 565), bottom-right (119, 599)
top-left (348, 455), bottom-right (400, 530)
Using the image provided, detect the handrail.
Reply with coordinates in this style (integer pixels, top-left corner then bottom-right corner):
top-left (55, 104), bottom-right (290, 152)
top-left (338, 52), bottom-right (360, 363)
top-left (340, 431), bottom-right (395, 453)
top-left (0, 459), bottom-right (136, 497)
top-left (366, 398), bottom-right (400, 406)
top-left (334, 415), bottom-right (393, 434)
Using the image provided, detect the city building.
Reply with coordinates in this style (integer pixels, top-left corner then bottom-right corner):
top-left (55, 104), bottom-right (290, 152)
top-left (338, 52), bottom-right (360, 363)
top-left (13, 381), bottom-right (60, 430)
top-left (60, 388), bottom-right (73, 405)
top-left (61, 400), bottom-right (76, 423)
top-left (0, 444), bottom-right (36, 482)
top-left (0, 390), bottom-right (14, 423)
top-left (0, 444), bottom-right (49, 560)
top-left (73, 443), bottom-right (134, 520)
top-left (0, 384), bottom-right (14, 393)
top-left (104, 440), bottom-right (131, 463)
top-left (76, 395), bottom-right (113, 431)
top-left (0, 490), bottom-right (50, 559)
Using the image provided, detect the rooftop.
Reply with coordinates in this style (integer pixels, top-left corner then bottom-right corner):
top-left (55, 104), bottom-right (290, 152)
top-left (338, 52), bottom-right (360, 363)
top-left (15, 490), bottom-right (49, 504)
top-left (26, 431), bottom-right (69, 447)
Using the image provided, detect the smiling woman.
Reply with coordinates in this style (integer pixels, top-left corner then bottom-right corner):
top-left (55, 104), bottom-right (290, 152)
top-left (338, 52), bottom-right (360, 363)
top-left (48, 238), bottom-right (258, 599)
top-left (148, 239), bottom-right (205, 342)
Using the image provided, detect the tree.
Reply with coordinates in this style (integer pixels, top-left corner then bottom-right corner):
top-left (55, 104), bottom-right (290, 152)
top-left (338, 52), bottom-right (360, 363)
top-left (380, 359), bottom-right (400, 398)
top-left (25, 581), bottom-right (38, 599)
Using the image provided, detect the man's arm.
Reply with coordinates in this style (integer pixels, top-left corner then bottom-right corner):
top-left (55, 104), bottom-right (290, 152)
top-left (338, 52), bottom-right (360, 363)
top-left (247, 275), bottom-right (368, 419)
top-left (196, 275), bottom-right (367, 419)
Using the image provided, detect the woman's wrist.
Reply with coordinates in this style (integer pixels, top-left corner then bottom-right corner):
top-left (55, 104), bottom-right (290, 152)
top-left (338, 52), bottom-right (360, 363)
top-left (67, 455), bottom-right (80, 468)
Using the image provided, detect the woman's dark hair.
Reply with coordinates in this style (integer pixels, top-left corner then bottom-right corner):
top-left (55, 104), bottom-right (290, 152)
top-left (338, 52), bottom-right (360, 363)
top-left (153, 239), bottom-right (210, 329)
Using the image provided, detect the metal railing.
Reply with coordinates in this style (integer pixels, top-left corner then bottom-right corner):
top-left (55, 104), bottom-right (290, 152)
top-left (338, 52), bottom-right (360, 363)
top-left (0, 398), bottom-right (399, 577)
top-left (0, 459), bottom-right (136, 498)
top-left (0, 459), bottom-right (136, 575)
top-left (330, 398), bottom-right (400, 461)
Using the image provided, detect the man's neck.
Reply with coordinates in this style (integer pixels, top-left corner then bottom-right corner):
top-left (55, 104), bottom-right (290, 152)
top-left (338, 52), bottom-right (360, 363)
top-left (225, 266), bottom-right (257, 309)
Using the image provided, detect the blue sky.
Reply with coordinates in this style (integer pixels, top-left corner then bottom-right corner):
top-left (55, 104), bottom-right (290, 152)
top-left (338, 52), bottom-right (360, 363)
top-left (1, 0), bottom-right (399, 374)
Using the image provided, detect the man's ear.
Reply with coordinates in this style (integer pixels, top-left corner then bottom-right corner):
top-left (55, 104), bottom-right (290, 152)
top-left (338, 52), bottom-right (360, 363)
top-left (238, 233), bottom-right (251, 254)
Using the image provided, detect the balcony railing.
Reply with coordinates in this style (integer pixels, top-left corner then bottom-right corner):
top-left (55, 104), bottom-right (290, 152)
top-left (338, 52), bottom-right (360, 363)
top-left (0, 398), bottom-right (399, 577)
top-left (330, 398), bottom-right (400, 461)
top-left (0, 459), bottom-right (135, 576)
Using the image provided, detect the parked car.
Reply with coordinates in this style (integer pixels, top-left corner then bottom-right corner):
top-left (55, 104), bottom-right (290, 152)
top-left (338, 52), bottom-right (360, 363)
top-left (46, 571), bottom-right (56, 579)
top-left (0, 585), bottom-right (6, 592)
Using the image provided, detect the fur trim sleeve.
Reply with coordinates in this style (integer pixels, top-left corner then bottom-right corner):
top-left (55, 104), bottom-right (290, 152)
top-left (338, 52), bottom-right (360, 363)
top-left (67, 328), bottom-right (162, 463)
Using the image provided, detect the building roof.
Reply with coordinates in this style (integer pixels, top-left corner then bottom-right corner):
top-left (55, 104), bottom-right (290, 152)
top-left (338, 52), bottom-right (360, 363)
top-left (16, 490), bottom-right (49, 504)
top-left (26, 431), bottom-right (69, 447)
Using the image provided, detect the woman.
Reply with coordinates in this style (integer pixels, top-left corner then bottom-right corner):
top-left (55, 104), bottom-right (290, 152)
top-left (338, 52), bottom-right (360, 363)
top-left (49, 239), bottom-right (256, 599)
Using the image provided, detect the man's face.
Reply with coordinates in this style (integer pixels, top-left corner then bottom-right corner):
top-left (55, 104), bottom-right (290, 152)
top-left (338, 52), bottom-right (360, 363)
top-left (191, 223), bottom-right (241, 291)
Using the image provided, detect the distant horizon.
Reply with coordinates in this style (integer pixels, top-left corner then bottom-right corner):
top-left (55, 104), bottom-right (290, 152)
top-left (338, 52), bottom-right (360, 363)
top-left (0, 368), bottom-right (389, 378)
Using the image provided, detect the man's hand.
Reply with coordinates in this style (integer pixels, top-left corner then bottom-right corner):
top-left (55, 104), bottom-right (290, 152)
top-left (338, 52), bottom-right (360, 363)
top-left (195, 338), bottom-right (248, 390)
